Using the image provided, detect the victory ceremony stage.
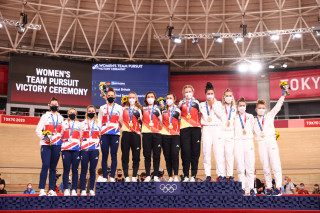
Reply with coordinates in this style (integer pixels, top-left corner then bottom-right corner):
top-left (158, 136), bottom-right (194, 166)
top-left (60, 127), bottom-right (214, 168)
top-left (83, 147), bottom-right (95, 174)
top-left (1, 182), bottom-right (319, 212)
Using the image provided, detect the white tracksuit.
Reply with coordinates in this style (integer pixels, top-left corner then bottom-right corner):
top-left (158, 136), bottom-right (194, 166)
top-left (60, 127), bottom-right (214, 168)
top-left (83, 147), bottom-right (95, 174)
top-left (234, 112), bottom-right (255, 191)
top-left (253, 96), bottom-right (284, 189)
top-left (219, 104), bottom-right (236, 177)
top-left (199, 100), bottom-right (222, 177)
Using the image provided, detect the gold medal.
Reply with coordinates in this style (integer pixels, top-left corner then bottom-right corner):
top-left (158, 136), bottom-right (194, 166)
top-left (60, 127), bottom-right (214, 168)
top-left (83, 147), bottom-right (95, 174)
top-left (149, 122), bottom-right (154, 127)
top-left (186, 114), bottom-right (191, 119)
top-left (261, 132), bottom-right (265, 138)
top-left (168, 124), bottom-right (173, 130)
top-left (129, 122), bottom-right (133, 127)
top-left (227, 121), bottom-right (230, 127)
top-left (207, 117), bottom-right (212, 122)
top-left (243, 130), bottom-right (246, 135)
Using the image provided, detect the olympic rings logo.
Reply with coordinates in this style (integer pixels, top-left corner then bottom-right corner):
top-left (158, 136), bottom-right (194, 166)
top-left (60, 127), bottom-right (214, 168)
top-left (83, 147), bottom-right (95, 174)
top-left (159, 184), bottom-right (178, 193)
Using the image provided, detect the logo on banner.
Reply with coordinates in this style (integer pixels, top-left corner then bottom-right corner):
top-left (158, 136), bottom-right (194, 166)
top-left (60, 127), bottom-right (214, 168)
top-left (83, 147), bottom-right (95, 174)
top-left (159, 184), bottom-right (178, 193)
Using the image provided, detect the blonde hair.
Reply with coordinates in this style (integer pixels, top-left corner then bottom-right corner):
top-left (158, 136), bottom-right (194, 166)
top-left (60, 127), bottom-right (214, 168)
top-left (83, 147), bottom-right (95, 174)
top-left (256, 99), bottom-right (266, 108)
top-left (222, 88), bottom-right (235, 106)
top-left (125, 92), bottom-right (143, 109)
top-left (67, 108), bottom-right (78, 121)
top-left (85, 105), bottom-right (98, 124)
top-left (182, 85), bottom-right (194, 95)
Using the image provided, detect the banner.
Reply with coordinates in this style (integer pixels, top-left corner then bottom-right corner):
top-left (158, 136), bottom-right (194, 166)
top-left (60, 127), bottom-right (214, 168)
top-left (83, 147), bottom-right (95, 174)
top-left (8, 55), bottom-right (92, 106)
top-left (0, 65), bottom-right (8, 95)
top-left (170, 74), bottom-right (258, 101)
top-left (0, 115), bottom-right (40, 125)
top-left (269, 69), bottom-right (320, 100)
top-left (304, 119), bottom-right (320, 127)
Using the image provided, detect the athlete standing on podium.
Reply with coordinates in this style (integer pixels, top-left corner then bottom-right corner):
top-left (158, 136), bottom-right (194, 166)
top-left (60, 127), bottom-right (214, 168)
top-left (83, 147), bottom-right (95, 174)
top-left (178, 85), bottom-right (201, 182)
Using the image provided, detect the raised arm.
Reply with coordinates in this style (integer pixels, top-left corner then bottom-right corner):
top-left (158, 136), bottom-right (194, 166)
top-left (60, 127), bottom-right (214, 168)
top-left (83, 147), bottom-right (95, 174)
top-left (269, 95), bottom-right (285, 118)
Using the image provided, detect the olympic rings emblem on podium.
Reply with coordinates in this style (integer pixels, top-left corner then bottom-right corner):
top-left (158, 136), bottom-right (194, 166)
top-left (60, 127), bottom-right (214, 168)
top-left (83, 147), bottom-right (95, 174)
top-left (159, 184), bottom-right (178, 193)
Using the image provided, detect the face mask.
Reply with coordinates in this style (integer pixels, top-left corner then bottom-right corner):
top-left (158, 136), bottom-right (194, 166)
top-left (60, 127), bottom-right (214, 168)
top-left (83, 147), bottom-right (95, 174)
top-left (147, 98), bottom-right (155, 105)
top-left (238, 106), bottom-right (246, 114)
top-left (28, 185), bottom-right (32, 189)
top-left (257, 109), bottom-right (265, 116)
top-left (207, 95), bottom-right (214, 100)
top-left (225, 97), bottom-right (232, 104)
top-left (185, 92), bottom-right (192, 99)
top-left (129, 98), bottom-right (136, 106)
top-left (50, 105), bottom-right (58, 112)
top-left (107, 97), bottom-right (115, 103)
top-left (118, 174), bottom-right (122, 178)
top-left (315, 186), bottom-right (319, 189)
top-left (301, 186), bottom-right (304, 189)
top-left (87, 112), bottom-right (95, 119)
top-left (166, 99), bottom-right (173, 106)
top-left (68, 113), bottom-right (76, 120)
top-left (284, 180), bottom-right (288, 184)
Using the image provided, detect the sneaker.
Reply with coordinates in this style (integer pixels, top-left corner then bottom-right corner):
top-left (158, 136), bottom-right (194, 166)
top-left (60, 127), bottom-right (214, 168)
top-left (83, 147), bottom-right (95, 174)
top-left (272, 188), bottom-right (282, 196)
top-left (71, 190), bottom-right (77, 196)
top-left (39, 189), bottom-right (46, 196)
top-left (89, 190), bottom-right (95, 196)
top-left (250, 189), bottom-right (256, 196)
top-left (102, 178), bottom-right (108, 182)
top-left (173, 176), bottom-right (179, 182)
top-left (229, 176), bottom-right (235, 182)
top-left (218, 176), bottom-right (223, 182)
top-left (109, 177), bottom-right (115, 182)
top-left (131, 177), bottom-right (137, 182)
top-left (64, 189), bottom-right (70, 196)
top-left (144, 176), bottom-right (151, 182)
top-left (222, 176), bottom-right (228, 182)
top-left (154, 176), bottom-right (160, 182)
top-left (125, 177), bottom-right (130, 182)
top-left (183, 177), bottom-right (189, 182)
top-left (189, 176), bottom-right (196, 182)
top-left (241, 189), bottom-right (246, 195)
top-left (81, 190), bottom-right (87, 196)
top-left (48, 190), bottom-right (57, 196)
top-left (168, 177), bottom-right (173, 182)
top-left (204, 176), bottom-right (211, 182)
top-left (266, 188), bottom-right (272, 196)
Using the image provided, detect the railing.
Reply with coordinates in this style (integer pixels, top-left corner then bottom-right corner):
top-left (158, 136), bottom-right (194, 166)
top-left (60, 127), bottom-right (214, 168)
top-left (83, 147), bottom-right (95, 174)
top-left (275, 114), bottom-right (320, 120)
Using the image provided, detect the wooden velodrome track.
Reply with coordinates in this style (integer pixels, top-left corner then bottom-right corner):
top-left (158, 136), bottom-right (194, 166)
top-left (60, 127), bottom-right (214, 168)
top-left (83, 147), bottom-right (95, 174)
top-left (0, 123), bottom-right (319, 193)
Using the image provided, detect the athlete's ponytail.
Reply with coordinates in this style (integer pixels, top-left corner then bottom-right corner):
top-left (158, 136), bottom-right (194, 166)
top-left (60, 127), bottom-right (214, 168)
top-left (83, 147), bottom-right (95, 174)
top-left (205, 82), bottom-right (214, 94)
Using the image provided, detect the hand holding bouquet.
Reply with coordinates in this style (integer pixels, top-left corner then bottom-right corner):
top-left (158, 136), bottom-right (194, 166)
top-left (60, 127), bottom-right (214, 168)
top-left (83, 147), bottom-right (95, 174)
top-left (279, 81), bottom-right (290, 96)
top-left (42, 130), bottom-right (53, 145)
top-left (99, 82), bottom-right (107, 97)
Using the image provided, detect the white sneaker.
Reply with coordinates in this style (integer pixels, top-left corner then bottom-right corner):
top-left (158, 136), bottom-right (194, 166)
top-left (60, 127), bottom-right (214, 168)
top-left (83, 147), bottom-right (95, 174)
top-left (173, 176), bottom-right (180, 182)
top-left (183, 177), bottom-right (189, 182)
top-left (131, 177), bottom-right (137, 182)
top-left (190, 176), bottom-right (196, 182)
top-left (81, 190), bottom-right (87, 196)
top-left (144, 176), bottom-right (151, 182)
top-left (64, 189), bottom-right (70, 196)
top-left (71, 190), bottom-right (77, 196)
top-left (48, 190), bottom-right (57, 196)
top-left (89, 190), bottom-right (95, 196)
top-left (102, 178), bottom-right (108, 182)
top-left (39, 189), bottom-right (46, 196)
top-left (168, 177), bottom-right (173, 182)
top-left (109, 177), bottom-right (115, 182)
top-left (154, 176), bottom-right (160, 182)
top-left (125, 177), bottom-right (130, 182)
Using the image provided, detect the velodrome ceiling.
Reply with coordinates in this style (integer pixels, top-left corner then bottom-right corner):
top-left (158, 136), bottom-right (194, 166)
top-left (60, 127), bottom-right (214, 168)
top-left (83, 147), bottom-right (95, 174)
top-left (1, 0), bottom-right (320, 72)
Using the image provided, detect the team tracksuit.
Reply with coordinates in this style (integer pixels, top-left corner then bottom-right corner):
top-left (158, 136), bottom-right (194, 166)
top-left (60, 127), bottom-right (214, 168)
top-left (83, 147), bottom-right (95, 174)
top-left (254, 96), bottom-right (285, 189)
top-left (121, 106), bottom-right (142, 178)
top-left (98, 103), bottom-right (123, 179)
top-left (141, 105), bottom-right (162, 177)
top-left (80, 119), bottom-right (100, 191)
top-left (61, 119), bottom-right (81, 191)
top-left (36, 111), bottom-right (64, 191)
top-left (161, 105), bottom-right (181, 177)
top-left (178, 97), bottom-right (201, 178)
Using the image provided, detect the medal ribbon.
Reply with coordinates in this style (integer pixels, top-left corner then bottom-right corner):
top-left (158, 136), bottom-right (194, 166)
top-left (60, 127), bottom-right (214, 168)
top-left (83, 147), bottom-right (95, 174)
top-left (87, 119), bottom-right (95, 138)
top-left (68, 120), bottom-right (75, 138)
top-left (51, 114), bottom-right (59, 132)
top-left (257, 116), bottom-right (264, 132)
top-left (148, 105), bottom-right (154, 123)
top-left (187, 99), bottom-right (193, 115)
top-left (225, 105), bottom-right (232, 121)
top-left (239, 113), bottom-right (246, 130)
top-left (107, 104), bottom-right (115, 123)
top-left (129, 106), bottom-right (134, 123)
top-left (169, 106), bottom-right (175, 125)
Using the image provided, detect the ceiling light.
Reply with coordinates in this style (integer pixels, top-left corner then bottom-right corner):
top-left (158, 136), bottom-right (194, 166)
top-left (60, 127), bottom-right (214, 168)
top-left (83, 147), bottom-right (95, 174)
top-left (216, 38), bottom-right (223, 43)
top-left (250, 62), bottom-right (262, 73)
top-left (173, 37), bottom-right (182, 44)
top-left (281, 63), bottom-right (287, 68)
top-left (270, 34), bottom-right (280, 41)
top-left (268, 65), bottom-right (275, 69)
top-left (293, 33), bottom-right (302, 39)
top-left (238, 62), bottom-right (249, 72)
top-left (234, 37), bottom-right (243, 44)
top-left (0, 23), bottom-right (2, 29)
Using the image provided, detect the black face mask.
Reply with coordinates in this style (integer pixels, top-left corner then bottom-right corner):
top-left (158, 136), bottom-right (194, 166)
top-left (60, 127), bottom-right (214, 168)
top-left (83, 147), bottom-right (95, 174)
top-left (50, 105), bottom-right (58, 112)
top-left (118, 174), bottom-right (122, 178)
top-left (107, 97), bottom-right (115, 103)
top-left (68, 113), bottom-right (76, 120)
top-left (87, 112), bottom-right (95, 119)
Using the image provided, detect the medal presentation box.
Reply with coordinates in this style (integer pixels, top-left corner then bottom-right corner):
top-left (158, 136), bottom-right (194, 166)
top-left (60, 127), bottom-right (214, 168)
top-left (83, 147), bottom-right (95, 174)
top-left (1, 182), bottom-right (319, 211)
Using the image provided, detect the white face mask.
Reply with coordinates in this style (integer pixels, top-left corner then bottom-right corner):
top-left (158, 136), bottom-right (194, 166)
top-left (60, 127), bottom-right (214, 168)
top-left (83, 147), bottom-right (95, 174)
top-left (185, 92), bottom-right (193, 99)
top-left (225, 96), bottom-right (233, 104)
top-left (254, 175), bottom-right (256, 179)
top-left (147, 98), bottom-right (154, 105)
top-left (129, 98), bottom-right (136, 106)
top-left (166, 99), bottom-right (173, 106)
top-left (238, 106), bottom-right (246, 114)
top-left (207, 95), bottom-right (214, 100)
top-left (257, 109), bottom-right (265, 116)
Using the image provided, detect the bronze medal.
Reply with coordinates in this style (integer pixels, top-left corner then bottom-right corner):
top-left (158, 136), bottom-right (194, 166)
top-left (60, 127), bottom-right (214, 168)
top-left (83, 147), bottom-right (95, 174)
top-left (186, 114), bottom-right (191, 119)
top-left (227, 121), bottom-right (230, 127)
top-left (261, 132), bottom-right (265, 138)
top-left (243, 130), bottom-right (246, 135)
top-left (207, 117), bottom-right (212, 122)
